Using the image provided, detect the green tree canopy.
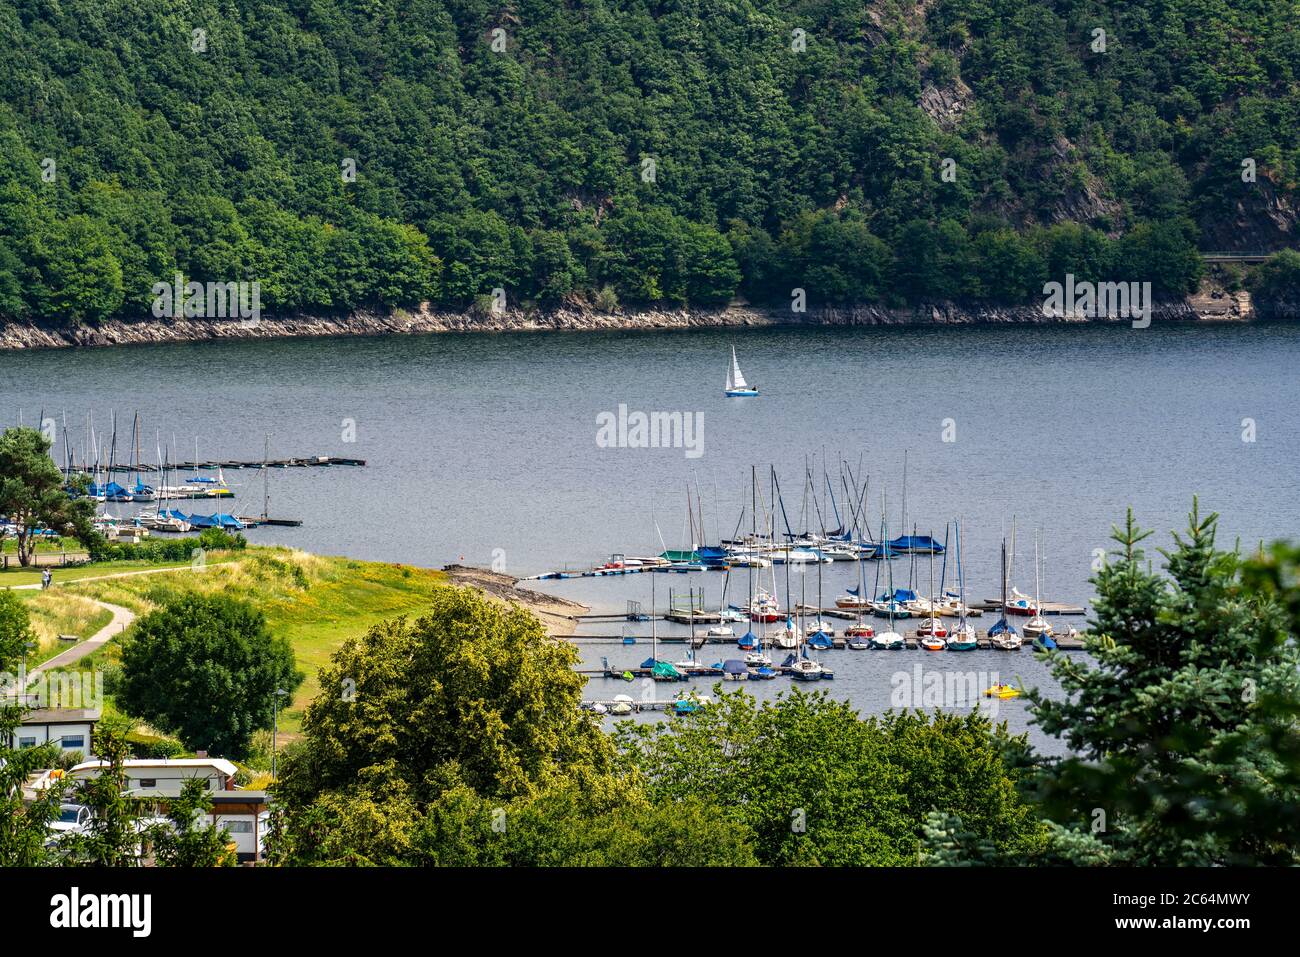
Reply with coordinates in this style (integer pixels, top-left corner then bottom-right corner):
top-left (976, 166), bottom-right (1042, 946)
top-left (1029, 503), bottom-right (1300, 866)
top-left (276, 586), bottom-right (612, 810)
top-left (0, 427), bottom-right (98, 566)
top-left (618, 689), bottom-right (1046, 866)
top-left (118, 594), bottom-right (302, 758)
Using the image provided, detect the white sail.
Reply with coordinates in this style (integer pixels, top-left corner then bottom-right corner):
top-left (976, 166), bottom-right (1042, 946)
top-left (729, 346), bottom-right (748, 390)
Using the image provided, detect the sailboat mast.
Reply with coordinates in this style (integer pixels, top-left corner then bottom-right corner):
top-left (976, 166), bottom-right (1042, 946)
top-left (1034, 529), bottom-right (1041, 616)
top-left (651, 557), bottom-right (657, 662)
top-left (957, 520), bottom-right (967, 630)
top-left (929, 532), bottom-right (936, 611)
top-left (263, 434), bottom-right (270, 521)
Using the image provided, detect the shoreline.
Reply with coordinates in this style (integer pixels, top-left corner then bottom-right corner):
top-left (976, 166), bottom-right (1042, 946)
top-left (0, 289), bottom-right (1279, 351)
top-left (440, 564), bottom-right (588, 638)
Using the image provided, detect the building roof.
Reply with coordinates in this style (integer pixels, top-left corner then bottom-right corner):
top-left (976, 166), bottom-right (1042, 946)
top-left (211, 790), bottom-right (269, 805)
top-left (20, 708), bottom-right (102, 724)
top-left (70, 757), bottom-right (239, 776)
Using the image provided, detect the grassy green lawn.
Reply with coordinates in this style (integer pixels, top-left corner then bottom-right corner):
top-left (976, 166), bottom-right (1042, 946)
top-left (0, 556), bottom-right (236, 587)
top-left (1, 535), bottom-right (86, 555)
top-left (63, 548), bottom-right (445, 738)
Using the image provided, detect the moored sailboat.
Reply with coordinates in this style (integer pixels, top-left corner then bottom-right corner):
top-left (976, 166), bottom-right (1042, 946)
top-left (1022, 529), bottom-right (1054, 646)
top-left (947, 520), bottom-right (978, 651)
top-left (987, 539), bottom-right (1022, 651)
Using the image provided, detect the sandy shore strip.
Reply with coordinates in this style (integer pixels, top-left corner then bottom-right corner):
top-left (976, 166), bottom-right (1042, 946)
top-left (441, 564), bottom-right (587, 637)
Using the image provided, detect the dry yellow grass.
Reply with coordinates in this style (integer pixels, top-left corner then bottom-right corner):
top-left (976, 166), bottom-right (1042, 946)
top-left (66, 548), bottom-right (446, 738)
top-left (21, 591), bottom-right (114, 663)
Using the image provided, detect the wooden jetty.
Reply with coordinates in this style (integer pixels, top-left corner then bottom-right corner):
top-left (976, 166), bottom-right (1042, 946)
top-left (565, 633), bottom-right (1087, 652)
top-left (582, 663), bottom-right (835, 682)
top-left (236, 515), bottom-right (305, 528)
top-left (95, 456), bottom-right (366, 473)
top-left (972, 599), bottom-right (1087, 615)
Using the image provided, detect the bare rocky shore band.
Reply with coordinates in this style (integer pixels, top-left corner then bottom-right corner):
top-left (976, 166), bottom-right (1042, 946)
top-left (0, 289), bottom-right (1274, 351)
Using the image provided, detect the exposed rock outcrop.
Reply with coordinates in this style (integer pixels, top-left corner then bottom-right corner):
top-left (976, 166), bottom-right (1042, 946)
top-left (0, 297), bottom-right (1250, 351)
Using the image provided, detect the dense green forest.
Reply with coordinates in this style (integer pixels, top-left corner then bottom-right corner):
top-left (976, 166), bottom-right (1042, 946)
top-left (1, 0), bottom-right (1298, 323)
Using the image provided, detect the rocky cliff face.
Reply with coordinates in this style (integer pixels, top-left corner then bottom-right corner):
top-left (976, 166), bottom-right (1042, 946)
top-left (0, 296), bottom-right (1276, 351)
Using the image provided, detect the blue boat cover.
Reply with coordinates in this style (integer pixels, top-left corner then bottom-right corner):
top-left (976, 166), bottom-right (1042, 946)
top-left (887, 535), bottom-right (946, 553)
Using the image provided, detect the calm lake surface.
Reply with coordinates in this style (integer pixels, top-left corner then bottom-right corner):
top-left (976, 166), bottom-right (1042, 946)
top-left (4, 322), bottom-right (1298, 747)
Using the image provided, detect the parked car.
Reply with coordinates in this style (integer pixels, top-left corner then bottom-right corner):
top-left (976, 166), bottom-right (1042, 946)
top-left (45, 803), bottom-right (91, 846)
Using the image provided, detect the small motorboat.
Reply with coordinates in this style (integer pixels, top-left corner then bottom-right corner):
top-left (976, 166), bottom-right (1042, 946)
top-left (744, 650), bottom-right (772, 667)
top-left (835, 594), bottom-right (872, 610)
top-left (707, 625), bottom-right (735, 638)
top-left (610, 694), bottom-right (635, 715)
top-left (748, 666), bottom-right (778, 680)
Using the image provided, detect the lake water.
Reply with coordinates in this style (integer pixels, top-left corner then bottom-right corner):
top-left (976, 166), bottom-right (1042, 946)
top-left (4, 322), bottom-right (1298, 747)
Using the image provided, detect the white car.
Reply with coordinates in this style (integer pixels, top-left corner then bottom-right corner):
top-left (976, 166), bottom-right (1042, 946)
top-left (45, 803), bottom-right (91, 846)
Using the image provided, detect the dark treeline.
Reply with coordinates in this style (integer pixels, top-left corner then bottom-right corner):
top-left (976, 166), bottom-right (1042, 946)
top-left (1, 0), bottom-right (1297, 323)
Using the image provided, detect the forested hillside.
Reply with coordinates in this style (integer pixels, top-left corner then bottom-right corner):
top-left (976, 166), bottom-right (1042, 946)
top-left (1, 0), bottom-right (1298, 324)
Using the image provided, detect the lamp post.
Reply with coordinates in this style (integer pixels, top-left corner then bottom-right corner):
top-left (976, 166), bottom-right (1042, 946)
top-left (271, 688), bottom-right (288, 778)
top-left (21, 640), bottom-right (36, 702)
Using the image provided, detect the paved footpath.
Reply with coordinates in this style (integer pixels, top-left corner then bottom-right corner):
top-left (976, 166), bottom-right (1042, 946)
top-left (5, 564), bottom-right (209, 689)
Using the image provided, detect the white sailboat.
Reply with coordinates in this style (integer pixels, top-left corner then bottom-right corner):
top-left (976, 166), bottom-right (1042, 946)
top-left (1023, 530), bottom-right (1054, 645)
top-left (724, 346), bottom-right (759, 397)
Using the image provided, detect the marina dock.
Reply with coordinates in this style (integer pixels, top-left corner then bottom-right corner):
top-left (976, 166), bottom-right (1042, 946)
top-left (569, 633), bottom-right (1086, 654)
top-left (96, 455), bottom-right (366, 473)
